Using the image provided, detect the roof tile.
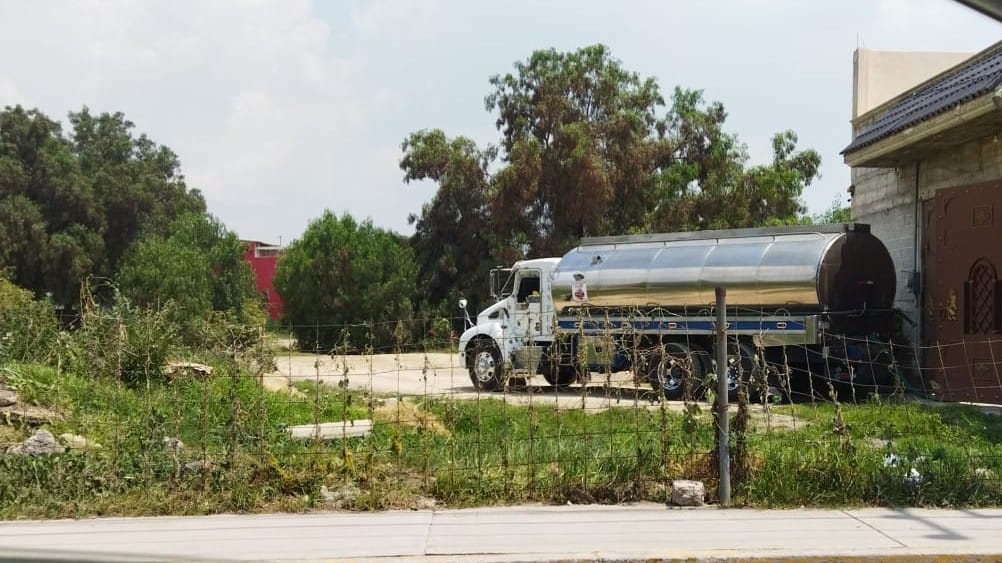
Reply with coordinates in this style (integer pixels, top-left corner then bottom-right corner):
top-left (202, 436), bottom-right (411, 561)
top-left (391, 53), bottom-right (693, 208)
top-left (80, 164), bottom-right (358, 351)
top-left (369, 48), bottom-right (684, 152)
top-left (843, 42), bottom-right (1002, 155)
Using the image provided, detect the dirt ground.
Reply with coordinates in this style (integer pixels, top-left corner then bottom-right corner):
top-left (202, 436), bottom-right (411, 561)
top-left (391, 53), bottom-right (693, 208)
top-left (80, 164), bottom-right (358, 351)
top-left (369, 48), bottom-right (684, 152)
top-left (265, 351), bottom-right (804, 428)
top-left (268, 351), bottom-right (655, 410)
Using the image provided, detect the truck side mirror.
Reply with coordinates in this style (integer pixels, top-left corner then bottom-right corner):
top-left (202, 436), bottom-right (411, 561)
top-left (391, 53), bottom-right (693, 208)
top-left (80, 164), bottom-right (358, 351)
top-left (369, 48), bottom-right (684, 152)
top-left (458, 298), bottom-right (473, 330)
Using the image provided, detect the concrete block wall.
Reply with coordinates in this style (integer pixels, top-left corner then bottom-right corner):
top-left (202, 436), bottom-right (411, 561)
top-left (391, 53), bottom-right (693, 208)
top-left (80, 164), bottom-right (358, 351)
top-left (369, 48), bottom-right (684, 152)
top-left (851, 166), bottom-right (918, 342)
top-left (850, 133), bottom-right (1002, 345)
top-left (918, 135), bottom-right (1002, 198)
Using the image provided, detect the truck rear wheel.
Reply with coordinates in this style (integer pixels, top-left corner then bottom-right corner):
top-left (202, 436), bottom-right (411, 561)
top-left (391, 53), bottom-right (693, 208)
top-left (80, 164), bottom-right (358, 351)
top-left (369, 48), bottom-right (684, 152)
top-left (540, 341), bottom-right (579, 388)
top-left (543, 364), bottom-right (578, 388)
top-left (713, 340), bottom-right (764, 403)
top-left (645, 341), bottom-right (706, 401)
top-left (468, 339), bottom-right (503, 391)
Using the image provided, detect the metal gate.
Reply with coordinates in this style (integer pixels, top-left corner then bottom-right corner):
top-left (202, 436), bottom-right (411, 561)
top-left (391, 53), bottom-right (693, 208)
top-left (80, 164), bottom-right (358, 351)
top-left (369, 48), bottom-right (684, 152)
top-left (922, 180), bottom-right (1002, 403)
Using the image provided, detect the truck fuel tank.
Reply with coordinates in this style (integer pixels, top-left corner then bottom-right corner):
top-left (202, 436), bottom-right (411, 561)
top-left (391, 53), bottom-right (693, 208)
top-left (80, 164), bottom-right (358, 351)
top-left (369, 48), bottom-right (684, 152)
top-left (551, 224), bottom-right (895, 312)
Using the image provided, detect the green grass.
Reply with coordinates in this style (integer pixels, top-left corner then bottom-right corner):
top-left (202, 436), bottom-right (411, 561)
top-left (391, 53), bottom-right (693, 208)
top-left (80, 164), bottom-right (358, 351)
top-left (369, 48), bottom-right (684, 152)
top-left (0, 362), bottom-right (373, 518)
top-left (745, 400), bottom-right (1002, 507)
top-left (2, 362), bottom-right (1001, 518)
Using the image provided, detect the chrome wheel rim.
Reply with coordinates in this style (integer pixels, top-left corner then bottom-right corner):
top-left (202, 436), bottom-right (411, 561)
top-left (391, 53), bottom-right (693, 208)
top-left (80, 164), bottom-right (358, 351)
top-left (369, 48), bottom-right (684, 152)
top-left (726, 357), bottom-right (741, 391)
top-left (474, 351), bottom-right (496, 383)
top-left (658, 356), bottom-right (686, 391)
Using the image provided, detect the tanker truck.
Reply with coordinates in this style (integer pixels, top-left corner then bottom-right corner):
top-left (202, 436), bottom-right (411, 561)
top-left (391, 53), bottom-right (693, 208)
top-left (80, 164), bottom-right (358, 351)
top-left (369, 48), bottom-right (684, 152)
top-left (457, 223), bottom-right (898, 400)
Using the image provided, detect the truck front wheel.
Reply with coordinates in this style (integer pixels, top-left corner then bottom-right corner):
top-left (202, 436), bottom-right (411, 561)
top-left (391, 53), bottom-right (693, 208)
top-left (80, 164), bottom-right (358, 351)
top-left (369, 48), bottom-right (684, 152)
top-left (468, 339), bottom-right (503, 391)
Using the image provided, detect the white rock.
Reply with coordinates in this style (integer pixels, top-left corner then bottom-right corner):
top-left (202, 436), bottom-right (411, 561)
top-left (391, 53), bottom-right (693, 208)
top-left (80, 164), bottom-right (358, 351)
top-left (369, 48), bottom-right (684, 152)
top-left (671, 479), bottom-right (705, 507)
top-left (58, 433), bottom-right (102, 450)
top-left (164, 361), bottom-right (213, 379)
top-left (163, 436), bottom-right (185, 454)
top-left (183, 460), bottom-right (213, 474)
top-left (0, 389), bottom-right (17, 407)
top-left (319, 484), bottom-right (360, 508)
top-left (415, 497), bottom-right (437, 510)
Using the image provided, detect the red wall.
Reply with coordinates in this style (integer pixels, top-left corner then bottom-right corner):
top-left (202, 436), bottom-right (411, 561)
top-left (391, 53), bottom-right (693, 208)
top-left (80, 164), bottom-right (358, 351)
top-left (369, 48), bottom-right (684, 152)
top-left (242, 241), bottom-right (283, 320)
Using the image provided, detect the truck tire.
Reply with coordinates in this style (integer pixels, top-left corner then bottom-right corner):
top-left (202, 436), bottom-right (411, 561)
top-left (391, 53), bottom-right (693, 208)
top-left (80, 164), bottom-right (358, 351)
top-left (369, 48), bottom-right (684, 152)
top-left (714, 340), bottom-right (761, 403)
top-left (467, 339), bottom-right (503, 391)
top-left (543, 365), bottom-right (577, 388)
top-left (645, 341), bottom-right (705, 401)
top-left (540, 341), bottom-right (578, 388)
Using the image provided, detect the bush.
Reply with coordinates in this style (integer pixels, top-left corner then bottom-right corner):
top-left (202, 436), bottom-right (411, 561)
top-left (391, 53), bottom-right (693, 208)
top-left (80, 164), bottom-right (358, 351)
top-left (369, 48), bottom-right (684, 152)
top-left (65, 291), bottom-right (179, 386)
top-left (0, 278), bottom-right (59, 363)
top-left (274, 211), bottom-right (418, 351)
top-left (0, 361), bottom-right (373, 518)
top-left (200, 302), bottom-right (275, 376)
top-left (116, 212), bottom-right (258, 346)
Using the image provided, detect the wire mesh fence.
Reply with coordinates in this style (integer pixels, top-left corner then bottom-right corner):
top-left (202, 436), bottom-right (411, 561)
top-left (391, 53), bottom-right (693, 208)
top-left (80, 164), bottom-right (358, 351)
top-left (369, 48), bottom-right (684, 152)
top-left (1, 308), bottom-right (1002, 518)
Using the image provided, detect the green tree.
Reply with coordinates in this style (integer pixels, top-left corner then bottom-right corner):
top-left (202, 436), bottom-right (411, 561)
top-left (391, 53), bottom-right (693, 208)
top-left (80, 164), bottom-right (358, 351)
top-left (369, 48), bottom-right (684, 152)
top-left (402, 45), bottom-right (822, 310)
top-left (274, 211), bottom-right (417, 351)
top-left (0, 105), bottom-right (205, 304)
top-left (401, 129), bottom-right (496, 315)
top-left (812, 199), bottom-right (852, 224)
top-left (485, 45), bottom-right (669, 256)
top-left (116, 212), bottom-right (257, 328)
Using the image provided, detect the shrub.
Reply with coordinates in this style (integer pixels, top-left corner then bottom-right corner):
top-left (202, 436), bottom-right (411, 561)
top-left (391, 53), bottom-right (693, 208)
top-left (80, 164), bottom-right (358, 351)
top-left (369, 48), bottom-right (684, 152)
top-left (200, 301), bottom-right (275, 376)
top-left (0, 278), bottom-right (58, 363)
top-left (116, 212), bottom-right (258, 346)
top-left (65, 291), bottom-right (179, 386)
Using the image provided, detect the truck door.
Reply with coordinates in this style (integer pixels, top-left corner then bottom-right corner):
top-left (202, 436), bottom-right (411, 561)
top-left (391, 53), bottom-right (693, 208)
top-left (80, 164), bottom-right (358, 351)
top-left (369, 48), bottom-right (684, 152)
top-left (514, 270), bottom-right (543, 343)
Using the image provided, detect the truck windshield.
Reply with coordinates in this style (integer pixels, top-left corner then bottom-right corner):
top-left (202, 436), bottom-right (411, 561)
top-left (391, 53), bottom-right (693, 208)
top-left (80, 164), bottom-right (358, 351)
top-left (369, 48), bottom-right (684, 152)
top-left (491, 268), bottom-right (515, 299)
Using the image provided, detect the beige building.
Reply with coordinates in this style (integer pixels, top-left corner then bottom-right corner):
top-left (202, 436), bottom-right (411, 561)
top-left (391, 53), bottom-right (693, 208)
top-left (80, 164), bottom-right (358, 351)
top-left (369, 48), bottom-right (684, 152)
top-left (843, 41), bottom-right (1002, 402)
top-left (852, 48), bottom-right (973, 118)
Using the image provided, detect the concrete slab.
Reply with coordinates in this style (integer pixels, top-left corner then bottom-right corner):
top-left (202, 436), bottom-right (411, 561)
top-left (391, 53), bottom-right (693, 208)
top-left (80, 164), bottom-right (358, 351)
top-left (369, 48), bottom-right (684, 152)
top-left (426, 506), bottom-right (897, 558)
top-left (287, 420), bottom-right (372, 440)
top-left (847, 508), bottom-right (1002, 553)
top-left (0, 511), bottom-right (433, 561)
top-left (1, 505), bottom-right (1002, 562)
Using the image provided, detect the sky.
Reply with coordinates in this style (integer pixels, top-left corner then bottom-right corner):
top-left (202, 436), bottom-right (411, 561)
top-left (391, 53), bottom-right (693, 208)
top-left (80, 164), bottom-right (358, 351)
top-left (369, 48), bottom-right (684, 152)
top-left (0, 0), bottom-right (998, 244)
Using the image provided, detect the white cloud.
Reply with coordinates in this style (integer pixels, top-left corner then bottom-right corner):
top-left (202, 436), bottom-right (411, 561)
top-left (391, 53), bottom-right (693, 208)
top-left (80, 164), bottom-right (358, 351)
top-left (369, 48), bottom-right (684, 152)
top-left (1, 0), bottom-right (999, 243)
top-left (0, 0), bottom-right (384, 242)
top-left (0, 77), bottom-right (21, 104)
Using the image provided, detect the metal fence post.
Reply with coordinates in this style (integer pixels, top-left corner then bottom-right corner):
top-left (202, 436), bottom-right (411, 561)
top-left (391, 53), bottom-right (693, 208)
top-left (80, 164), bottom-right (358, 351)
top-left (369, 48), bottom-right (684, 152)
top-left (715, 287), bottom-right (731, 506)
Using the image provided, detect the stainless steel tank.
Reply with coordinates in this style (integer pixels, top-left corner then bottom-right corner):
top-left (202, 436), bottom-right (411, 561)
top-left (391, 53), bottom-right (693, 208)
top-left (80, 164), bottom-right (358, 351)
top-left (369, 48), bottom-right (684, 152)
top-left (551, 224), bottom-right (896, 312)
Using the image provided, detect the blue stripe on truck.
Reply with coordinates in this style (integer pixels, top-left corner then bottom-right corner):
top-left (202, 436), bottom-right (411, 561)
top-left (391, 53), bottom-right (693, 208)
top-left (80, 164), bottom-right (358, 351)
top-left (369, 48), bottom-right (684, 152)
top-left (556, 319), bottom-right (806, 332)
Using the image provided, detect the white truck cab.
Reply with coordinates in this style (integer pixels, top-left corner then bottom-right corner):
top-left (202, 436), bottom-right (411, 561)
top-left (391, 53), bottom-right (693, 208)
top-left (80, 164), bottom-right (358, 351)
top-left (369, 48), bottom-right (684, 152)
top-left (457, 258), bottom-right (559, 390)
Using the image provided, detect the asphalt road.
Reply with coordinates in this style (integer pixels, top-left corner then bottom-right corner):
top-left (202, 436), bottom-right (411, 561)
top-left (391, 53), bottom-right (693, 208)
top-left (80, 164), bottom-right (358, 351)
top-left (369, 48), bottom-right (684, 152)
top-left (2, 505), bottom-right (1001, 562)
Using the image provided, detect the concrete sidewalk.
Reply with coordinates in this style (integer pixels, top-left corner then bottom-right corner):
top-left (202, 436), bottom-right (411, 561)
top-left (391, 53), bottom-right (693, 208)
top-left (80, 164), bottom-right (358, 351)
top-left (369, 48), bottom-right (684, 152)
top-left (1, 504), bottom-right (1001, 562)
